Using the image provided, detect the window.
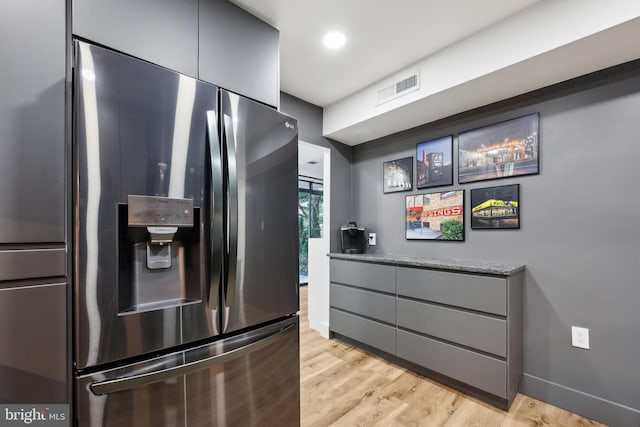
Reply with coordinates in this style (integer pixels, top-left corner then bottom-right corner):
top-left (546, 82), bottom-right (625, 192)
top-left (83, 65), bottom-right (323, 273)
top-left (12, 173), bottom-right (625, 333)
top-left (298, 178), bottom-right (323, 285)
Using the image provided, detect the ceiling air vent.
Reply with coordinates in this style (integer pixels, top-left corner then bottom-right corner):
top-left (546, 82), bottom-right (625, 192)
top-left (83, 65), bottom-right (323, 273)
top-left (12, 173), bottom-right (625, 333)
top-left (376, 71), bottom-right (420, 105)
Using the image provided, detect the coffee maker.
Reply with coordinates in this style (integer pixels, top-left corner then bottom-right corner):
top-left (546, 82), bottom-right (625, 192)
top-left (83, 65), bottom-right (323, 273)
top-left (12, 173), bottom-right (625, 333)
top-left (340, 222), bottom-right (369, 254)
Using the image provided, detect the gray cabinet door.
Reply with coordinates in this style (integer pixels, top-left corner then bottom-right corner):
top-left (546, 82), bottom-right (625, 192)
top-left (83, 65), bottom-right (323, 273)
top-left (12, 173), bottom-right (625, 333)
top-left (0, 0), bottom-right (65, 243)
top-left (73, 0), bottom-right (198, 77)
top-left (0, 283), bottom-right (67, 403)
top-left (199, 0), bottom-right (280, 107)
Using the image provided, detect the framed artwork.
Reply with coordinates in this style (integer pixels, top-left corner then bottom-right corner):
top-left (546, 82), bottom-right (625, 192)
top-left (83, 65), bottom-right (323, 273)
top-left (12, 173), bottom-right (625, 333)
top-left (416, 135), bottom-right (453, 189)
top-left (383, 157), bottom-right (413, 193)
top-left (470, 184), bottom-right (520, 229)
top-left (405, 190), bottom-right (464, 241)
top-left (458, 113), bottom-right (539, 184)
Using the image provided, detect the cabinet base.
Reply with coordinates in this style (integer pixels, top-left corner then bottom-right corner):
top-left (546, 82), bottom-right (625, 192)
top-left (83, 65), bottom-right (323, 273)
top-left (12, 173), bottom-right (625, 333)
top-left (332, 332), bottom-right (512, 411)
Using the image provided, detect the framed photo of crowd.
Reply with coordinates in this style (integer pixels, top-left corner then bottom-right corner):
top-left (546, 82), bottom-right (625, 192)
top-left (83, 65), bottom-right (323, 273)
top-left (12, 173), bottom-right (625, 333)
top-left (458, 114), bottom-right (539, 184)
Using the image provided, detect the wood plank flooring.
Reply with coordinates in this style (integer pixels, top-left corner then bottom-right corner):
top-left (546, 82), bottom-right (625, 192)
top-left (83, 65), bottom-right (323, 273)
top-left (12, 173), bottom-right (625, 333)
top-left (298, 285), bottom-right (606, 427)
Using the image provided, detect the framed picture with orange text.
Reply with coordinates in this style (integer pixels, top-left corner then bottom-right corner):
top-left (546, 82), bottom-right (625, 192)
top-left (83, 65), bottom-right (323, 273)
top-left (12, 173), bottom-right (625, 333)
top-left (405, 190), bottom-right (464, 241)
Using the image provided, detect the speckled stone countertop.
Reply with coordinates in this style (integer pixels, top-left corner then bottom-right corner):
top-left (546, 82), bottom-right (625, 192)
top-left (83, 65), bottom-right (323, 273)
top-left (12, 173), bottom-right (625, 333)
top-left (329, 253), bottom-right (525, 276)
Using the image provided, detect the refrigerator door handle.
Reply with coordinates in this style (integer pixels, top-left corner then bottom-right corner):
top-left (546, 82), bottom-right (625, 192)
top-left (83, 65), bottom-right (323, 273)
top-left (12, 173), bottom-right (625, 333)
top-left (222, 112), bottom-right (238, 307)
top-left (206, 110), bottom-right (224, 308)
top-left (89, 323), bottom-right (296, 396)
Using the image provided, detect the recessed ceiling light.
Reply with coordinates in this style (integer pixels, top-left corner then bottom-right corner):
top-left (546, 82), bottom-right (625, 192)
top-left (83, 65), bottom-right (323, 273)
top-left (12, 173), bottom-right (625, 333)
top-left (323, 31), bottom-right (346, 49)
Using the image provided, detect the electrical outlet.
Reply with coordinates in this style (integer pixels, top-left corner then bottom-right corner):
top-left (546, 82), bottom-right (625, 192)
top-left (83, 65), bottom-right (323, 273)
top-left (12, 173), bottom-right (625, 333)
top-left (368, 233), bottom-right (377, 246)
top-left (571, 326), bottom-right (590, 350)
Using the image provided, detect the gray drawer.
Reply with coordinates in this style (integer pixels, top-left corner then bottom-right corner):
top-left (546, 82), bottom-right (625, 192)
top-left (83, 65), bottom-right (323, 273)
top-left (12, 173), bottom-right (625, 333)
top-left (331, 283), bottom-right (395, 324)
top-left (397, 329), bottom-right (506, 398)
top-left (397, 298), bottom-right (506, 357)
top-left (330, 308), bottom-right (395, 355)
top-left (331, 259), bottom-right (395, 293)
top-left (0, 249), bottom-right (66, 281)
top-left (396, 267), bottom-right (506, 316)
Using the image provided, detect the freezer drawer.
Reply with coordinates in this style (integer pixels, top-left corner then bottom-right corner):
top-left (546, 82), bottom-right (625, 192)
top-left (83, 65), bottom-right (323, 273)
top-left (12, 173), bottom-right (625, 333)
top-left (186, 317), bottom-right (300, 427)
top-left (76, 317), bottom-right (300, 426)
top-left (76, 351), bottom-right (187, 427)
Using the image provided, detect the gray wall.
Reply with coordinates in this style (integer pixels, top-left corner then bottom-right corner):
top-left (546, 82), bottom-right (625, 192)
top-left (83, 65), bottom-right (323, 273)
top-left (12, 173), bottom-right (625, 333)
top-left (350, 62), bottom-right (640, 426)
top-left (280, 92), bottom-right (352, 253)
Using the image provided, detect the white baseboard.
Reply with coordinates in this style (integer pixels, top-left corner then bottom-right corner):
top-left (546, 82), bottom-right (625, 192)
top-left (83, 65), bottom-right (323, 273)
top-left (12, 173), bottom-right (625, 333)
top-left (318, 321), bottom-right (330, 339)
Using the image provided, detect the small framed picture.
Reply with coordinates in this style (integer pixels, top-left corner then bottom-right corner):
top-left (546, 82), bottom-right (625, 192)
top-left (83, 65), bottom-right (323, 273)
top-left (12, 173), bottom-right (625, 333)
top-left (405, 190), bottom-right (464, 241)
top-left (470, 184), bottom-right (520, 229)
top-left (416, 136), bottom-right (453, 189)
top-left (383, 157), bottom-right (413, 193)
top-left (458, 113), bottom-right (539, 184)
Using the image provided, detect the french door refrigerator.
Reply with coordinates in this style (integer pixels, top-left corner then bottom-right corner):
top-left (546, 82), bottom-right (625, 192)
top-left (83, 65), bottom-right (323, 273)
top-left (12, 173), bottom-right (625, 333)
top-left (73, 40), bottom-right (300, 426)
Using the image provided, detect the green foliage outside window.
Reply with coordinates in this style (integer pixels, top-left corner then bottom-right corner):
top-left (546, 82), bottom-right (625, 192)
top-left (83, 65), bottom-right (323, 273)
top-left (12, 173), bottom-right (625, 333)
top-left (298, 183), bottom-right (323, 281)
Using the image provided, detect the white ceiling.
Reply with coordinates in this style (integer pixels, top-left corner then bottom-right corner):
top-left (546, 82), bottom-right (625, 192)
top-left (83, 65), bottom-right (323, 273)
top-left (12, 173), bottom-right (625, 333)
top-left (232, 1), bottom-right (640, 146)
top-left (232, 0), bottom-right (541, 107)
top-left (298, 142), bottom-right (325, 180)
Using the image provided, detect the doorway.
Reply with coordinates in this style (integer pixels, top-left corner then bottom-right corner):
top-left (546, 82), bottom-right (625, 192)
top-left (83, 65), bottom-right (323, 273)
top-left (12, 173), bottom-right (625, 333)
top-left (298, 141), bottom-right (327, 285)
top-left (298, 141), bottom-right (331, 337)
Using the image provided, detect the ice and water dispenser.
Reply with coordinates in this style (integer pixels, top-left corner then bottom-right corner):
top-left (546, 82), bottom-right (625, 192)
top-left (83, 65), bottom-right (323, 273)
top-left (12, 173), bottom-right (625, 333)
top-left (117, 195), bottom-right (202, 314)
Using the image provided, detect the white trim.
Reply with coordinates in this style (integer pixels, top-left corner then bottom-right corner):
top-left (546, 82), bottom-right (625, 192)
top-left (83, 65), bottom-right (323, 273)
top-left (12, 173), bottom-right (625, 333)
top-left (300, 140), bottom-right (331, 339)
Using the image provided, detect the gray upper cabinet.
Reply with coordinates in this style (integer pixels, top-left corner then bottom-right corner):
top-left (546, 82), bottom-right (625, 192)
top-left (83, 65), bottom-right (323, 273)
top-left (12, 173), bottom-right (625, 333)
top-left (0, 0), bottom-right (65, 244)
top-left (72, 0), bottom-right (199, 77)
top-left (199, 0), bottom-right (280, 107)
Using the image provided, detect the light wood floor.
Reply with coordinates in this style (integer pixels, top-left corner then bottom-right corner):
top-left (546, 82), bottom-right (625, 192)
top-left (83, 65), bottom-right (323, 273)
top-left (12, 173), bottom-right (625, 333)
top-left (299, 285), bottom-right (606, 427)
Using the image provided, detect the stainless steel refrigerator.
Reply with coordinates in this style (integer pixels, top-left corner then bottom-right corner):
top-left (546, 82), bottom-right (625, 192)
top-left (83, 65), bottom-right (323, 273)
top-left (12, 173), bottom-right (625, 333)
top-left (73, 40), bottom-right (300, 426)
